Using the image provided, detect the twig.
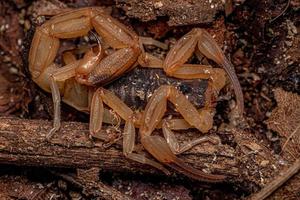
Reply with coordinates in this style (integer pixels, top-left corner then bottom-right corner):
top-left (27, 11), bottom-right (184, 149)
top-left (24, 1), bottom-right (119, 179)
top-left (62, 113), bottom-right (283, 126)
top-left (282, 124), bottom-right (300, 151)
top-left (0, 117), bottom-right (236, 178)
top-left (248, 159), bottom-right (300, 200)
top-left (269, 0), bottom-right (291, 23)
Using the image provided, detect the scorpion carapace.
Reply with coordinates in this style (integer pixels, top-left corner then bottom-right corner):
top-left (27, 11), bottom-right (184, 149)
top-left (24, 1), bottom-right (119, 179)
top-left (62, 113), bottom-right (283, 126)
top-left (28, 7), bottom-right (244, 182)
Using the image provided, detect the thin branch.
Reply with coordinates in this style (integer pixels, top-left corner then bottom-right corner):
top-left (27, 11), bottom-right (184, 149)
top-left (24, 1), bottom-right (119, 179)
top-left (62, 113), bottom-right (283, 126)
top-left (248, 159), bottom-right (300, 200)
top-left (0, 117), bottom-right (236, 179)
top-left (282, 124), bottom-right (300, 151)
top-left (269, 0), bottom-right (291, 23)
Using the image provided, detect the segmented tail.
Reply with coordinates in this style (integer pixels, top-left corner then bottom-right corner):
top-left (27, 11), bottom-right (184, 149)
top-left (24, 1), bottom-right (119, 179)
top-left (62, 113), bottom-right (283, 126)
top-left (141, 135), bottom-right (226, 183)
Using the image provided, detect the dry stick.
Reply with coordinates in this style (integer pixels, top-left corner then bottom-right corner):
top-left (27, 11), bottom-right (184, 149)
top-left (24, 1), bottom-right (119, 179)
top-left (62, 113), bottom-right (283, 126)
top-left (0, 117), bottom-right (236, 178)
top-left (249, 159), bottom-right (300, 200)
top-left (282, 124), bottom-right (300, 151)
top-left (269, 0), bottom-right (291, 23)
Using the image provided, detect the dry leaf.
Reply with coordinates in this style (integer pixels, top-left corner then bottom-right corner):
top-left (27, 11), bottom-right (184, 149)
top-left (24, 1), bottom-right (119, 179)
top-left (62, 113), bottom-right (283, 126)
top-left (266, 88), bottom-right (300, 158)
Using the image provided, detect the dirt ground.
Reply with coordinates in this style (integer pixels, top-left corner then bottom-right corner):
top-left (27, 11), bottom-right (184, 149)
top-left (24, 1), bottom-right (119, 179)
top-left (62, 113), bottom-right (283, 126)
top-left (0, 0), bottom-right (299, 199)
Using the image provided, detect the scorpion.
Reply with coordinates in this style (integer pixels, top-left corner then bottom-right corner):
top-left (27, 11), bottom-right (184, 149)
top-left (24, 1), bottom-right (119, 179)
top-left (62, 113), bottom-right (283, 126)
top-left (28, 7), bottom-right (244, 183)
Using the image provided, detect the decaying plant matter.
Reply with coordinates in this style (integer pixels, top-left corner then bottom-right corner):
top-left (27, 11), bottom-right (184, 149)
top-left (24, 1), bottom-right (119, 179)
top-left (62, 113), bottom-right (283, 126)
top-left (1, 0), bottom-right (298, 199)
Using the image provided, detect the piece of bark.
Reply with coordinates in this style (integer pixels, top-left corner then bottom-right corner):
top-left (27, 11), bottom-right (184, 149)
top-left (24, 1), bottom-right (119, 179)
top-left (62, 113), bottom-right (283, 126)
top-left (0, 117), bottom-right (236, 180)
top-left (117, 0), bottom-right (225, 26)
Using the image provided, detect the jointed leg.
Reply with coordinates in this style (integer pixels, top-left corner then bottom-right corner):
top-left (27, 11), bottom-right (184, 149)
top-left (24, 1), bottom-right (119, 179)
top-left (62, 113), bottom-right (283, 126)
top-left (137, 37), bottom-right (168, 69)
top-left (162, 119), bottom-right (220, 155)
top-left (138, 53), bottom-right (164, 68)
top-left (47, 76), bottom-right (61, 139)
top-left (166, 64), bottom-right (226, 90)
top-left (163, 28), bottom-right (243, 115)
top-left (139, 37), bottom-right (168, 50)
top-left (46, 61), bottom-right (80, 139)
top-left (139, 85), bottom-right (226, 182)
top-left (90, 88), bottom-right (170, 174)
top-left (123, 117), bottom-right (170, 175)
top-left (141, 85), bottom-right (215, 137)
top-left (89, 88), bottom-right (133, 135)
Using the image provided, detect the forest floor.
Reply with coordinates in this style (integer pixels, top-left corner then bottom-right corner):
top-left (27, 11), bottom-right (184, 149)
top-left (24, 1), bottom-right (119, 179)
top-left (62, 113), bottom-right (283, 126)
top-left (0, 0), bottom-right (299, 199)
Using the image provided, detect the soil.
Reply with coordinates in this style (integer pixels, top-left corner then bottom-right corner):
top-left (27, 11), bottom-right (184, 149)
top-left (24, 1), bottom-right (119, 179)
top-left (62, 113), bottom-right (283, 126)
top-left (0, 0), bottom-right (299, 199)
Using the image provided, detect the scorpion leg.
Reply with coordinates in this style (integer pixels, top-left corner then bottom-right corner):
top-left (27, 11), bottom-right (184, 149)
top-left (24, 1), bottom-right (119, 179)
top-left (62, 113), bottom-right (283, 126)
top-left (137, 36), bottom-right (168, 68)
top-left (61, 49), bottom-right (127, 126)
top-left (164, 28), bottom-right (243, 116)
top-left (46, 61), bottom-right (81, 139)
top-left (46, 47), bottom-right (102, 139)
top-left (167, 64), bottom-right (226, 92)
top-left (161, 84), bottom-right (223, 155)
top-left (123, 117), bottom-right (170, 175)
top-left (89, 88), bottom-right (134, 135)
top-left (162, 120), bottom-right (220, 155)
top-left (197, 29), bottom-right (244, 115)
top-left (138, 53), bottom-right (164, 69)
top-left (140, 85), bottom-right (226, 182)
top-left (163, 29), bottom-right (226, 91)
top-left (139, 36), bottom-right (168, 50)
top-left (90, 88), bottom-right (170, 174)
top-left (162, 29), bottom-right (227, 107)
top-left (48, 76), bottom-right (61, 139)
top-left (89, 89), bottom-right (104, 135)
top-left (56, 50), bottom-right (91, 112)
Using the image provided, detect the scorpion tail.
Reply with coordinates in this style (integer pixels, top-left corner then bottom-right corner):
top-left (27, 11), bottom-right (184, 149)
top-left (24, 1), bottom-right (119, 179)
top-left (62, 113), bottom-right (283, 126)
top-left (141, 135), bottom-right (226, 183)
top-left (166, 156), bottom-right (226, 183)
